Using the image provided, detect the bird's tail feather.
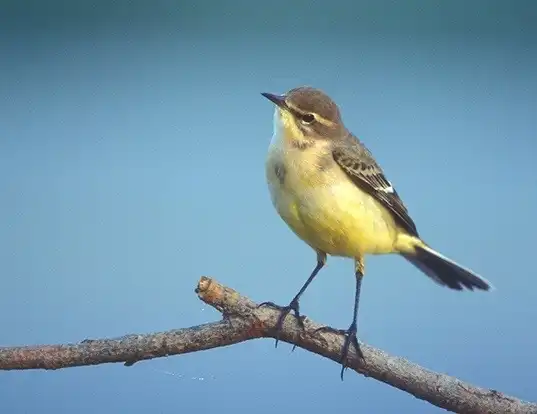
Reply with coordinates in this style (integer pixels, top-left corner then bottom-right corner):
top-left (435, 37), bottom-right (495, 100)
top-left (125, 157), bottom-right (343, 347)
top-left (403, 243), bottom-right (493, 291)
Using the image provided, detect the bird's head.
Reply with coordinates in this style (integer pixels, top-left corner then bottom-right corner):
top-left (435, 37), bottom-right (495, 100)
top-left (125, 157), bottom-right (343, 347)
top-left (261, 86), bottom-right (347, 143)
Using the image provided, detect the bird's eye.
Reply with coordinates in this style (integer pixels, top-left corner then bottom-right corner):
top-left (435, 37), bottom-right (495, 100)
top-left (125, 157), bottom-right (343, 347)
top-left (300, 113), bottom-right (315, 124)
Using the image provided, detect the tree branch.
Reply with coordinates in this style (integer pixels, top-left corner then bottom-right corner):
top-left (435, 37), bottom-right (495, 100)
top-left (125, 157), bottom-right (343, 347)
top-left (0, 277), bottom-right (534, 414)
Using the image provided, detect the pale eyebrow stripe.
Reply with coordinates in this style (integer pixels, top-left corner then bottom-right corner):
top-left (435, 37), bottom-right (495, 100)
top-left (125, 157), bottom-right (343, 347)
top-left (286, 102), bottom-right (337, 127)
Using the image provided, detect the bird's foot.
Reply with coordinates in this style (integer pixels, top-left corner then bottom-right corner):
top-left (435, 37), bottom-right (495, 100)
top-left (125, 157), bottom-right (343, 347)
top-left (314, 322), bottom-right (364, 380)
top-left (258, 299), bottom-right (306, 348)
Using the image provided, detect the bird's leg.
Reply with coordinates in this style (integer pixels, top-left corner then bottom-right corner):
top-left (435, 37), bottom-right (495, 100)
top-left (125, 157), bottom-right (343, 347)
top-left (259, 251), bottom-right (326, 348)
top-left (314, 257), bottom-right (365, 380)
top-left (338, 261), bottom-right (365, 379)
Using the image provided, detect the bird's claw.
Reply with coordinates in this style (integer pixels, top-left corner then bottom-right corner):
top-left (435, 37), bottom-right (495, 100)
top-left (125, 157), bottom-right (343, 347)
top-left (258, 299), bottom-right (306, 348)
top-left (314, 323), bottom-right (364, 380)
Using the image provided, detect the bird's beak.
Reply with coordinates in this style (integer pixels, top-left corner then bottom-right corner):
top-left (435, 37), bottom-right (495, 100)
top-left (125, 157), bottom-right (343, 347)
top-left (261, 92), bottom-right (287, 109)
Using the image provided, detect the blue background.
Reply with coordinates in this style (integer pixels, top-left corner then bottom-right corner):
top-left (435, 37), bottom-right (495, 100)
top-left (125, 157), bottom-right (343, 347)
top-left (1, 1), bottom-right (536, 412)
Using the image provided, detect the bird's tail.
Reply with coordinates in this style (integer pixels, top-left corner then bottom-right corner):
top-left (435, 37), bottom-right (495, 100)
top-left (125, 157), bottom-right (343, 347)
top-left (402, 241), bottom-right (493, 291)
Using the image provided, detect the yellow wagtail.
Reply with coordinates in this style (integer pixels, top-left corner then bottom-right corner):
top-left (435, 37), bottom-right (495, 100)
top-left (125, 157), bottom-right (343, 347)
top-left (259, 86), bottom-right (492, 379)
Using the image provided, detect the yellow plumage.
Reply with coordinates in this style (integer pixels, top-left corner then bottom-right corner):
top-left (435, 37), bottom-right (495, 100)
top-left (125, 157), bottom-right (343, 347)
top-left (266, 109), bottom-right (407, 258)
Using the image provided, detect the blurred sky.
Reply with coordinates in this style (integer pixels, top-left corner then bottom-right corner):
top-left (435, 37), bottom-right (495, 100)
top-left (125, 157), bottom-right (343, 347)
top-left (1, 1), bottom-right (536, 413)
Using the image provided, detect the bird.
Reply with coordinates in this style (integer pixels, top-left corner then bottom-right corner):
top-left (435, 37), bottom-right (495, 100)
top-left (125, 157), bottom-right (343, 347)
top-left (259, 86), bottom-right (493, 379)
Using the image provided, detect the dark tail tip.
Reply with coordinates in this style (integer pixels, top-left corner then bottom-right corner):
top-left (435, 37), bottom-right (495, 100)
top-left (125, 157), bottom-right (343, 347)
top-left (404, 245), bottom-right (492, 291)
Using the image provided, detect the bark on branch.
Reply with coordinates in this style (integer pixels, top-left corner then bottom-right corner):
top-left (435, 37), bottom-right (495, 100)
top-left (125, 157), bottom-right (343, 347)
top-left (0, 277), bottom-right (534, 414)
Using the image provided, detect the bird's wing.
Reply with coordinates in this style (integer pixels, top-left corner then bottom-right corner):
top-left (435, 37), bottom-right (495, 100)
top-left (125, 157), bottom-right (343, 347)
top-left (332, 134), bottom-right (419, 237)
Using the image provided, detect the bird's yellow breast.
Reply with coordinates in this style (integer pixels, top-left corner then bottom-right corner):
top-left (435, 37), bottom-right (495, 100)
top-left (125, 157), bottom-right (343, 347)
top-left (265, 125), bottom-right (399, 258)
